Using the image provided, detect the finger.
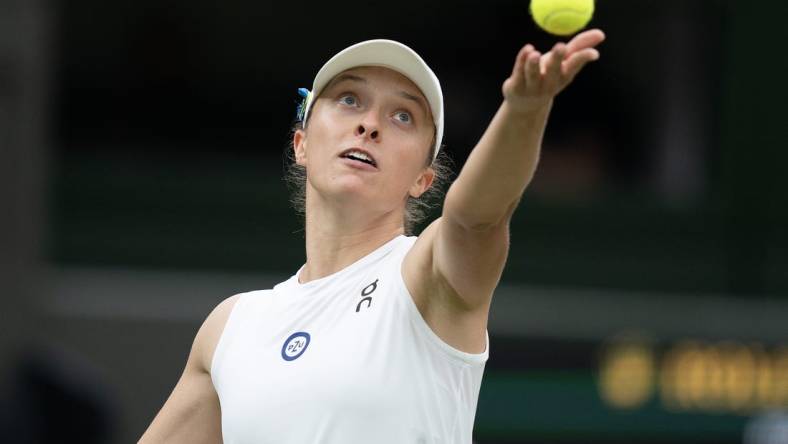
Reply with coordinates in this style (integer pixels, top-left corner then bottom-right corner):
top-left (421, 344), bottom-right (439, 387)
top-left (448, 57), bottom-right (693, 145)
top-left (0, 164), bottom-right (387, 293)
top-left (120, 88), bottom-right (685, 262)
top-left (566, 28), bottom-right (606, 54)
top-left (524, 51), bottom-right (541, 89)
top-left (510, 44), bottom-right (535, 82)
top-left (562, 48), bottom-right (599, 81)
top-left (539, 42), bottom-right (567, 75)
top-left (545, 43), bottom-right (566, 83)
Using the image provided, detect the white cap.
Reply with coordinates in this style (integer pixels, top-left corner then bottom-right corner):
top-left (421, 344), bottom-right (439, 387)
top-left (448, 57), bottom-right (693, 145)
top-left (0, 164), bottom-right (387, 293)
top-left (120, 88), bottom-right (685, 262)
top-left (302, 39), bottom-right (444, 160)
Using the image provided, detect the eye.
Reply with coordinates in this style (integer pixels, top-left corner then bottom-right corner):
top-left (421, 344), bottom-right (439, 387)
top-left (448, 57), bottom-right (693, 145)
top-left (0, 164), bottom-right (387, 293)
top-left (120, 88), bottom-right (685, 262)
top-left (394, 111), bottom-right (412, 124)
top-left (339, 94), bottom-right (358, 107)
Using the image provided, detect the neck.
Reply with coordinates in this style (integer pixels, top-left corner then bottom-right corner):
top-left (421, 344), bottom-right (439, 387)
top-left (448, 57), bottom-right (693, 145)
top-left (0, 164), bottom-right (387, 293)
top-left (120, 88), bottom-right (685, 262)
top-left (299, 189), bottom-right (405, 284)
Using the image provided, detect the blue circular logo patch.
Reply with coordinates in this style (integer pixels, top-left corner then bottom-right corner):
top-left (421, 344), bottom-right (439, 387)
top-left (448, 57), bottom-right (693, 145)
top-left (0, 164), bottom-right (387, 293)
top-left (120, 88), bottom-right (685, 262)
top-left (281, 331), bottom-right (311, 361)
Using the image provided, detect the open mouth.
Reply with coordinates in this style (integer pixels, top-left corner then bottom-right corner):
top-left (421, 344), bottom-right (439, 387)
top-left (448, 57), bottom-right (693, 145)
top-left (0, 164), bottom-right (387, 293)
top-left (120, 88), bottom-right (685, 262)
top-left (340, 149), bottom-right (377, 168)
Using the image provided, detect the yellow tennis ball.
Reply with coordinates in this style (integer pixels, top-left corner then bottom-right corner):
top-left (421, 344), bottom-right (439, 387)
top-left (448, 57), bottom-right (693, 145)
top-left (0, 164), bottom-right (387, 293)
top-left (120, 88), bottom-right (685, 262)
top-left (530, 0), bottom-right (595, 36)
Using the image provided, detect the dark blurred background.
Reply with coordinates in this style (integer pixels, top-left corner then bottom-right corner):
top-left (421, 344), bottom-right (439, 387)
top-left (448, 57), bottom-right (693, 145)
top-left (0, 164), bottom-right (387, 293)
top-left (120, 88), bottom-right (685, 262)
top-left (2, 0), bottom-right (787, 442)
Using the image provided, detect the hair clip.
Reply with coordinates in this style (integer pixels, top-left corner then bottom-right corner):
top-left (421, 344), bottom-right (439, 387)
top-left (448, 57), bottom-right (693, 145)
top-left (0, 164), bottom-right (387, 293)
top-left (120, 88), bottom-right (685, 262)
top-left (295, 88), bottom-right (312, 122)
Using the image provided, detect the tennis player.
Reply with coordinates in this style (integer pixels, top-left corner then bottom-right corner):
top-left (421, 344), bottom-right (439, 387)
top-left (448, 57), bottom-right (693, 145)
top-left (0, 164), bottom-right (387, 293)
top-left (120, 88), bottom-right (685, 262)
top-left (140, 30), bottom-right (605, 443)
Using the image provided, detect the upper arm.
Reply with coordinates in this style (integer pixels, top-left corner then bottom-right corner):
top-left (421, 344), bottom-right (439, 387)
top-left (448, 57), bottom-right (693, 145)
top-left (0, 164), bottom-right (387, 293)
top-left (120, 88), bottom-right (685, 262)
top-left (433, 212), bottom-right (511, 309)
top-left (403, 208), bottom-right (511, 353)
top-left (139, 294), bottom-right (241, 444)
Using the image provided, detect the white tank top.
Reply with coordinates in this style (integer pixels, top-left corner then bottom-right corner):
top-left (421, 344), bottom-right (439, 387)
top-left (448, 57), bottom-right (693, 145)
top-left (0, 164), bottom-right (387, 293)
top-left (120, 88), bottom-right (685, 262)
top-left (210, 234), bottom-right (489, 444)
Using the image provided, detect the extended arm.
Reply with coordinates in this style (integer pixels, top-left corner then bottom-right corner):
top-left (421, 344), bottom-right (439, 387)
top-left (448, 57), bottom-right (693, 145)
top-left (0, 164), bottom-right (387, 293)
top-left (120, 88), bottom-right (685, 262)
top-left (405, 30), bottom-right (605, 353)
top-left (446, 30), bottom-right (605, 231)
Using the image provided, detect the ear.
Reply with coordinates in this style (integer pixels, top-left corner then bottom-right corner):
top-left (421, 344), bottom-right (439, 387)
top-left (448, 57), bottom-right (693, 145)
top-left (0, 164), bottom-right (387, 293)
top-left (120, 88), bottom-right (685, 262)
top-left (409, 167), bottom-right (435, 199)
top-left (293, 128), bottom-right (308, 167)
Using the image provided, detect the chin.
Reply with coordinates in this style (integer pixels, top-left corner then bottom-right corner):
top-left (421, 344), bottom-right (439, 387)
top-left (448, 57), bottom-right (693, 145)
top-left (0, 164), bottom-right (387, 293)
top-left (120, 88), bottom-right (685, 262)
top-left (324, 176), bottom-right (376, 201)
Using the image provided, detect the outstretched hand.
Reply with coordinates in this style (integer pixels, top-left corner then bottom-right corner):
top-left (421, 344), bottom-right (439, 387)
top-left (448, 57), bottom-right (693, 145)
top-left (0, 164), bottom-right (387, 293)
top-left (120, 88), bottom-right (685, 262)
top-left (502, 29), bottom-right (605, 114)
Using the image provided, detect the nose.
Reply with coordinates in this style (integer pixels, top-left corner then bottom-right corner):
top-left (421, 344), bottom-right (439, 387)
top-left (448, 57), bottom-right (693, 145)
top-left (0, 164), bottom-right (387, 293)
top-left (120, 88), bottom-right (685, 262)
top-left (356, 124), bottom-right (379, 141)
top-left (355, 113), bottom-right (380, 142)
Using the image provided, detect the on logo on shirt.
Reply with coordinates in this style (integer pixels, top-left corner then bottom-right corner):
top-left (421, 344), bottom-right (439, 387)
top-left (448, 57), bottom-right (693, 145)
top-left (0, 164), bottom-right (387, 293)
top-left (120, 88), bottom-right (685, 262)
top-left (355, 278), bottom-right (379, 312)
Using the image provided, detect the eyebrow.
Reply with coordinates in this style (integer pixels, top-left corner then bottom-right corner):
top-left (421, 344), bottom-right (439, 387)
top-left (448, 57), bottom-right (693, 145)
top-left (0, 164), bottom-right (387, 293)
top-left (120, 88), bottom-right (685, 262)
top-left (327, 73), bottom-right (430, 120)
top-left (327, 73), bottom-right (367, 88)
top-left (396, 90), bottom-right (429, 120)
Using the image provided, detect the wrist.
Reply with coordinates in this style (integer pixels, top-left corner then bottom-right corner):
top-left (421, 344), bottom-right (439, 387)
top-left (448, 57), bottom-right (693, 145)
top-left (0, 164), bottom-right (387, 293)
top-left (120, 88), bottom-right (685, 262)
top-left (500, 98), bottom-right (553, 125)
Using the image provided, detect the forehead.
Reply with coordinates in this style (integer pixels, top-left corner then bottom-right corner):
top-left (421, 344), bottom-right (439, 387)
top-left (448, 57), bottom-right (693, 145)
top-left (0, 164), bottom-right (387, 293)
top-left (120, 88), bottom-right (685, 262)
top-left (328, 66), bottom-right (420, 93)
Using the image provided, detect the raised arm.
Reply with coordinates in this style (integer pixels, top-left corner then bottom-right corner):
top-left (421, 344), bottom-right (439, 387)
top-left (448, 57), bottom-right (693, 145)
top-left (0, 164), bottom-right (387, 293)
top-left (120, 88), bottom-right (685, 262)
top-left (404, 30), bottom-right (605, 353)
top-left (446, 29), bottom-right (605, 231)
top-left (139, 295), bottom-right (239, 444)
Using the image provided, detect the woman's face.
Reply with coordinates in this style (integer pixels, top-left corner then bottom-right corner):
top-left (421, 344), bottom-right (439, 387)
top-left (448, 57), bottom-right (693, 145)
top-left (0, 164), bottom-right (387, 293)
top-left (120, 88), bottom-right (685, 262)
top-left (293, 66), bottom-right (435, 217)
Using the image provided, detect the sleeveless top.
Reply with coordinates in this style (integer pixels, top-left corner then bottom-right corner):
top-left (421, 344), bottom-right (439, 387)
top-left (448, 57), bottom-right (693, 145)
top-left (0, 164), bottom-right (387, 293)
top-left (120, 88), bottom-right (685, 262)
top-left (210, 235), bottom-right (489, 443)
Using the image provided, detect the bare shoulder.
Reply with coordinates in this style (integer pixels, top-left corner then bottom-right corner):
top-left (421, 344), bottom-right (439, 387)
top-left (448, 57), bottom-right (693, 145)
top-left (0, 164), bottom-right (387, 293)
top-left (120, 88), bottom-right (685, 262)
top-left (402, 218), bottom-right (491, 354)
top-left (403, 210), bottom-right (512, 354)
top-left (139, 295), bottom-right (242, 443)
top-left (194, 294), bottom-right (243, 373)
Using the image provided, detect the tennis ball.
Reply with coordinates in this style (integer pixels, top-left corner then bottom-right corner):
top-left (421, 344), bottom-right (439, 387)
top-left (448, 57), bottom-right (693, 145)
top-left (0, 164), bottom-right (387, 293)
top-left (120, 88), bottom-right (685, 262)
top-left (530, 0), bottom-right (595, 36)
